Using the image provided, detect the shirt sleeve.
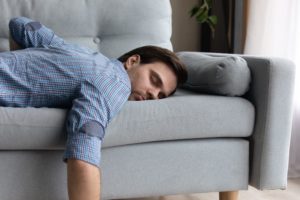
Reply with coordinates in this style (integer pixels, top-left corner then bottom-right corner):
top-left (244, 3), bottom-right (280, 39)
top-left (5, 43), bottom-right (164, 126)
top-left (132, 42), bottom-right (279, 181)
top-left (62, 74), bottom-right (130, 168)
top-left (9, 16), bottom-right (65, 48)
top-left (62, 81), bottom-right (107, 168)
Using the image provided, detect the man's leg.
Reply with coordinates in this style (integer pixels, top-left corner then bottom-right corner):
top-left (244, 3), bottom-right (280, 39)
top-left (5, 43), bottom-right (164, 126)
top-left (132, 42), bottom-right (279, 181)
top-left (67, 159), bottom-right (101, 200)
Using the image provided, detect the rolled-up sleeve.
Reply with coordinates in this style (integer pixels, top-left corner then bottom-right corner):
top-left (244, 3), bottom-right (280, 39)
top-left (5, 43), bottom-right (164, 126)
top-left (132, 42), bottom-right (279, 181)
top-left (63, 68), bottom-right (131, 168)
top-left (9, 16), bottom-right (65, 48)
top-left (62, 80), bottom-right (109, 168)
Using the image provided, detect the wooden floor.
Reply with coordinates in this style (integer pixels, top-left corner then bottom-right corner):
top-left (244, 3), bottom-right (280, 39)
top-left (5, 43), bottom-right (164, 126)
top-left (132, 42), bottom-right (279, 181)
top-left (124, 178), bottom-right (300, 200)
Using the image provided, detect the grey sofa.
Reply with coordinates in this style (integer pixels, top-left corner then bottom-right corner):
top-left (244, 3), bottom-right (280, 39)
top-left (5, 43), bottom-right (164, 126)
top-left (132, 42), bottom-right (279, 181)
top-left (0, 0), bottom-right (296, 200)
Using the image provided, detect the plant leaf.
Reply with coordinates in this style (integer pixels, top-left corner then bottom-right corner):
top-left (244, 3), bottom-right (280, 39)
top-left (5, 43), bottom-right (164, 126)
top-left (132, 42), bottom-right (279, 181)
top-left (196, 9), bottom-right (209, 23)
top-left (189, 6), bottom-right (199, 17)
top-left (208, 15), bottom-right (218, 25)
top-left (189, 1), bottom-right (217, 38)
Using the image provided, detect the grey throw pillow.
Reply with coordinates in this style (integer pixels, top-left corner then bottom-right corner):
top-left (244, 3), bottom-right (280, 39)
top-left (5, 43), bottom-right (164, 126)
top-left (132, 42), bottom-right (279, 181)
top-left (176, 52), bottom-right (251, 96)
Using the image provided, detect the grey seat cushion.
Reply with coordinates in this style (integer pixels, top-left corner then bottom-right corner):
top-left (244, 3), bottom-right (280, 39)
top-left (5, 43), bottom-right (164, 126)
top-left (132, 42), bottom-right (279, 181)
top-left (0, 89), bottom-right (255, 150)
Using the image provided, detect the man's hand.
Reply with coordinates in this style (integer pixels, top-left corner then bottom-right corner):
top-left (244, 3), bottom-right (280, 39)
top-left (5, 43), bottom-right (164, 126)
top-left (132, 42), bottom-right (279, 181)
top-left (9, 33), bottom-right (23, 51)
top-left (67, 159), bottom-right (101, 200)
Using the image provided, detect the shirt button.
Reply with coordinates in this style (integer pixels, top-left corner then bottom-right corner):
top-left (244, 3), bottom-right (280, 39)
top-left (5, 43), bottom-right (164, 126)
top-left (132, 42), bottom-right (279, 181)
top-left (93, 37), bottom-right (101, 44)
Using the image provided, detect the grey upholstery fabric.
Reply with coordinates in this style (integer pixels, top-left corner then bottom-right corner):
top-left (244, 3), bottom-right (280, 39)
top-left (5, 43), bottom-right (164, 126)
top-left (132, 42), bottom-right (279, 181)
top-left (102, 139), bottom-right (249, 199)
top-left (176, 52), bottom-right (251, 96)
top-left (244, 56), bottom-right (295, 189)
top-left (207, 53), bottom-right (296, 190)
top-left (0, 89), bottom-right (255, 149)
top-left (0, 139), bottom-right (249, 200)
top-left (105, 89), bottom-right (254, 147)
top-left (0, 151), bottom-right (68, 200)
top-left (0, 0), bottom-right (172, 58)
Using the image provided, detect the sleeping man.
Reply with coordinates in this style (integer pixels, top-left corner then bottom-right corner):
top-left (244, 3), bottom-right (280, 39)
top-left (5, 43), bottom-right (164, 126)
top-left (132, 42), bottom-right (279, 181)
top-left (0, 17), bottom-right (187, 200)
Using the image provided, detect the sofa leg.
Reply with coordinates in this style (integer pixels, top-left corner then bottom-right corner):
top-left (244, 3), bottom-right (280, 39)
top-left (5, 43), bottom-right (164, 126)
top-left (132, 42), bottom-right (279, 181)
top-left (219, 191), bottom-right (239, 200)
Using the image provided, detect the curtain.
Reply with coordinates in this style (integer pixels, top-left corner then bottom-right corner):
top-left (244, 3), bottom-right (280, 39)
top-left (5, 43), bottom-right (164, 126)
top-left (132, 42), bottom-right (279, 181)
top-left (244, 0), bottom-right (300, 177)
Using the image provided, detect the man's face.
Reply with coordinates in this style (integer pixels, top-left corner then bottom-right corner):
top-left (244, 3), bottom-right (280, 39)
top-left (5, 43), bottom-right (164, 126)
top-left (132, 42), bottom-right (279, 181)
top-left (124, 55), bottom-right (177, 101)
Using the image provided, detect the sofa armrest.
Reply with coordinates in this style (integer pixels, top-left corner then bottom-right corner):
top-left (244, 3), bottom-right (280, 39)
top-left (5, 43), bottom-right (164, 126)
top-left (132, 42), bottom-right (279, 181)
top-left (198, 53), bottom-right (296, 190)
top-left (242, 56), bottom-right (295, 190)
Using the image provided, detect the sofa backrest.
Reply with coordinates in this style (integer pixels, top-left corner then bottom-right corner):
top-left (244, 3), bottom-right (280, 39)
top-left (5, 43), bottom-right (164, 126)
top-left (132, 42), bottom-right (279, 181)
top-left (0, 0), bottom-right (172, 58)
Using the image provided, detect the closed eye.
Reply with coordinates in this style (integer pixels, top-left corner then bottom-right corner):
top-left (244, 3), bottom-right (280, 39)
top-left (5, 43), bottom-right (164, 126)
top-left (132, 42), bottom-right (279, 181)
top-left (150, 70), bottom-right (167, 99)
top-left (150, 70), bottom-right (163, 86)
top-left (151, 74), bottom-right (160, 87)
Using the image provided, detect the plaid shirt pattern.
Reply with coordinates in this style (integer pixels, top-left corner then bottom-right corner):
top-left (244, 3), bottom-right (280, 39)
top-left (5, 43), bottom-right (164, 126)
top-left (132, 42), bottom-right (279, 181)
top-left (0, 17), bottom-right (131, 167)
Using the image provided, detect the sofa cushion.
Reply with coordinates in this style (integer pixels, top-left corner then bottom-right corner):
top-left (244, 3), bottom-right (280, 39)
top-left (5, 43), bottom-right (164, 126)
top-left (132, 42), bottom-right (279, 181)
top-left (0, 89), bottom-right (255, 150)
top-left (0, 0), bottom-right (172, 58)
top-left (176, 52), bottom-right (251, 96)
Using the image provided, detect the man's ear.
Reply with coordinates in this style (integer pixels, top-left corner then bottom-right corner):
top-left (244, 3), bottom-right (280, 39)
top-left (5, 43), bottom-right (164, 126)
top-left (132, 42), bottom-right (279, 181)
top-left (124, 54), bottom-right (141, 70)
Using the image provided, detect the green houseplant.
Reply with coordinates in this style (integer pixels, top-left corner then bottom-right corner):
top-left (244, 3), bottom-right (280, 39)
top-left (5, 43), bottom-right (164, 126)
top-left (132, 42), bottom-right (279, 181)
top-left (190, 0), bottom-right (218, 38)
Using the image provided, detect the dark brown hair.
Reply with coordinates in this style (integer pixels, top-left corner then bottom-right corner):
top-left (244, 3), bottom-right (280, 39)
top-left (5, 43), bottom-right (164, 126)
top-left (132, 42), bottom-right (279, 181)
top-left (118, 45), bottom-right (188, 88)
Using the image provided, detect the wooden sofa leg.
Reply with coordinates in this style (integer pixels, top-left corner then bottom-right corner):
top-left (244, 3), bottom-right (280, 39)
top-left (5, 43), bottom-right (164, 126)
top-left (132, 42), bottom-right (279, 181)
top-left (219, 191), bottom-right (239, 200)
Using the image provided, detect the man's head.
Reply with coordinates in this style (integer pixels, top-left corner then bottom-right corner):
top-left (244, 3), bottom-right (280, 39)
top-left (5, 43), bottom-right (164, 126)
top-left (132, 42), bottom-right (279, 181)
top-left (118, 46), bottom-right (188, 101)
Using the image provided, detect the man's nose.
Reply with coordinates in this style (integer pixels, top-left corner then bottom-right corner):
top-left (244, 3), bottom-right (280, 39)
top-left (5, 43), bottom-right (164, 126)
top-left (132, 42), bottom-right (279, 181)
top-left (148, 88), bottom-right (160, 100)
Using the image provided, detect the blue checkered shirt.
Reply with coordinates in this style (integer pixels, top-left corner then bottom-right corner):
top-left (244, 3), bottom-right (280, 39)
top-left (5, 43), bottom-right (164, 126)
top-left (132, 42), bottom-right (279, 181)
top-left (0, 17), bottom-right (131, 167)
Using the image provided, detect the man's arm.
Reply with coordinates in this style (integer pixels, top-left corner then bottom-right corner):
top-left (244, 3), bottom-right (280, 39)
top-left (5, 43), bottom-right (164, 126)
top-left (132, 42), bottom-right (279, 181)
top-left (63, 72), bottom-right (129, 200)
top-left (64, 112), bottom-right (104, 200)
top-left (63, 81), bottom-right (109, 200)
top-left (9, 16), bottom-right (65, 48)
top-left (67, 159), bottom-right (101, 200)
top-left (64, 116), bottom-right (103, 200)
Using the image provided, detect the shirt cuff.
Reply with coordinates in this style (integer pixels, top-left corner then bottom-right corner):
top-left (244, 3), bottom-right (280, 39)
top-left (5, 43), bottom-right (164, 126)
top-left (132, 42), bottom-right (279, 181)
top-left (62, 131), bottom-right (102, 168)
